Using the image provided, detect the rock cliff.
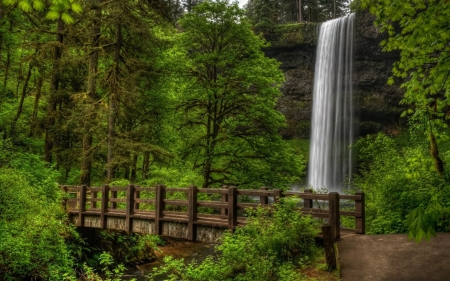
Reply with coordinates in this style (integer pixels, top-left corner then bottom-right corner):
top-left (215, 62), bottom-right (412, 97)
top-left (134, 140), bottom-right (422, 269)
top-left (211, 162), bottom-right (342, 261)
top-left (267, 11), bottom-right (405, 138)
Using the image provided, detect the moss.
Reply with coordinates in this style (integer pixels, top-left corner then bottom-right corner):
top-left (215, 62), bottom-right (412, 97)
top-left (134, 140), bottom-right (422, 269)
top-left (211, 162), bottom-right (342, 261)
top-left (267, 22), bottom-right (319, 48)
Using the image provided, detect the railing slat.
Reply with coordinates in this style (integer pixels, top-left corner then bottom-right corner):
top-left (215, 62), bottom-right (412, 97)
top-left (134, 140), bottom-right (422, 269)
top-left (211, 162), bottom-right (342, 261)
top-left (62, 184), bottom-right (365, 240)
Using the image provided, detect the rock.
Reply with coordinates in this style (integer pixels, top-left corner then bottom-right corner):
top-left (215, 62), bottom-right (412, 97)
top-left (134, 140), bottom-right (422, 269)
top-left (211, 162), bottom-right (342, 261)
top-left (265, 11), bottom-right (405, 138)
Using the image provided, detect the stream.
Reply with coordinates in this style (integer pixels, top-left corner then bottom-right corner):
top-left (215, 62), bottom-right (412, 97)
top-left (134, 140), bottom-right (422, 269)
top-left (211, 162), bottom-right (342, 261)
top-left (122, 239), bottom-right (218, 280)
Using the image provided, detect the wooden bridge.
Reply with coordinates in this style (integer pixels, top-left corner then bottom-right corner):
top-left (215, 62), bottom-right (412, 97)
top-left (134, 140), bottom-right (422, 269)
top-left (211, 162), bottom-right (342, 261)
top-left (62, 185), bottom-right (365, 243)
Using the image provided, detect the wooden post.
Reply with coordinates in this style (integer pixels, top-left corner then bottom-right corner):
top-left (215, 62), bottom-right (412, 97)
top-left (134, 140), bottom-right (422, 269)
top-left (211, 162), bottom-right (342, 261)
top-left (260, 187), bottom-right (268, 205)
top-left (274, 189), bottom-right (283, 203)
top-left (322, 225), bottom-right (337, 271)
top-left (91, 189), bottom-right (97, 209)
top-left (188, 185), bottom-right (198, 241)
top-left (111, 190), bottom-right (117, 210)
top-left (221, 185), bottom-right (229, 216)
top-left (78, 185), bottom-right (87, 227)
top-left (61, 185), bottom-right (68, 210)
top-left (303, 188), bottom-right (313, 209)
top-left (125, 184), bottom-right (135, 232)
top-left (101, 184), bottom-right (109, 229)
top-left (155, 184), bottom-right (166, 235)
top-left (328, 192), bottom-right (340, 241)
top-left (134, 186), bottom-right (140, 212)
top-left (228, 186), bottom-right (237, 232)
top-left (355, 191), bottom-right (365, 234)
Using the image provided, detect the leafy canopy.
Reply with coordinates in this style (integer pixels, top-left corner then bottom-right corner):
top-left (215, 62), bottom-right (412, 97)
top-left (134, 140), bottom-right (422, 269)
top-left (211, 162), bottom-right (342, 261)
top-left (361, 0), bottom-right (450, 242)
top-left (174, 0), bottom-right (303, 188)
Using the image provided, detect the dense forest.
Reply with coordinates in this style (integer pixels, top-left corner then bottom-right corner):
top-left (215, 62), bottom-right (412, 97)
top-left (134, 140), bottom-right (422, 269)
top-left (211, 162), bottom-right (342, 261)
top-left (1, 0), bottom-right (450, 280)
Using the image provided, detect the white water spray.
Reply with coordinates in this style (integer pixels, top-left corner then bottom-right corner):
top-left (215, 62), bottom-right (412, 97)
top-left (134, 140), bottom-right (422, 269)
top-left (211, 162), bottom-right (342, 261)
top-left (308, 14), bottom-right (355, 192)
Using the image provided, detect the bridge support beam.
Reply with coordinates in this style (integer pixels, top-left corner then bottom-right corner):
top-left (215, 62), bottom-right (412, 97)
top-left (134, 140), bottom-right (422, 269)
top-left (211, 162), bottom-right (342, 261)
top-left (188, 185), bottom-right (198, 241)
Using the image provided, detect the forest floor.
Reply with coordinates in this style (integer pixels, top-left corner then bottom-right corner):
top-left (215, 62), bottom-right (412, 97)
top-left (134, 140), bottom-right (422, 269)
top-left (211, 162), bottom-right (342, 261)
top-left (338, 233), bottom-right (450, 281)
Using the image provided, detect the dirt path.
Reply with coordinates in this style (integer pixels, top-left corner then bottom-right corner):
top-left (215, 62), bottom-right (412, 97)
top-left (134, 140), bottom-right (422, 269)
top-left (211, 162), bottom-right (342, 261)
top-left (338, 233), bottom-right (450, 281)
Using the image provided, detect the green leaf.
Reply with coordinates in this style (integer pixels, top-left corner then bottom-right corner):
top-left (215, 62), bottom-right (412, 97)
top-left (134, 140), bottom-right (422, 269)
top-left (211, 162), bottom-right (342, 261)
top-left (33, 0), bottom-right (45, 11)
top-left (61, 12), bottom-right (75, 24)
top-left (18, 0), bottom-right (32, 12)
top-left (70, 2), bottom-right (82, 13)
top-left (45, 10), bottom-right (61, 21)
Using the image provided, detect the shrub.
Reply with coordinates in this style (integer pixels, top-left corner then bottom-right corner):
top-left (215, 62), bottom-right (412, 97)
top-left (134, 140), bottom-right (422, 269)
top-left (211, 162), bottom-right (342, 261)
top-left (148, 198), bottom-right (319, 281)
top-left (0, 163), bottom-right (75, 280)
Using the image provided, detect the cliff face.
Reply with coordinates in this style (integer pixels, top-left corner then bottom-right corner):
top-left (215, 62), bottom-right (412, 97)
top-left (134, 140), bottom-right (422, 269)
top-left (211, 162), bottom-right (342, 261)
top-left (268, 11), bottom-right (405, 139)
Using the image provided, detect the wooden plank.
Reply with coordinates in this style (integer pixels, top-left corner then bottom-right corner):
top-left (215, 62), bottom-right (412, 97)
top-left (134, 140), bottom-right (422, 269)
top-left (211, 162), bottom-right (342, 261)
top-left (260, 187), bottom-right (268, 205)
top-left (161, 216), bottom-right (189, 223)
top-left (125, 185), bottom-right (135, 232)
top-left (221, 186), bottom-right (228, 215)
top-left (188, 185), bottom-right (198, 241)
top-left (237, 189), bottom-right (275, 196)
top-left (355, 191), bottom-right (365, 234)
top-left (339, 211), bottom-right (361, 217)
top-left (228, 186), bottom-right (237, 232)
top-left (164, 200), bottom-right (189, 206)
top-left (328, 192), bottom-right (340, 241)
top-left (109, 186), bottom-right (127, 191)
top-left (134, 199), bottom-right (155, 204)
top-left (79, 185), bottom-right (87, 227)
top-left (237, 203), bottom-right (266, 210)
top-left (101, 185), bottom-right (109, 229)
top-left (285, 192), bottom-right (329, 200)
top-left (87, 198), bottom-right (102, 202)
top-left (109, 198), bottom-right (126, 203)
top-left (155, 184), bottom-right (165, 235)
top-left (322, 225), bottom-right (337, 270)
top-left (198, 188), bottom-right (228, 194)
top-left (194, 221), bottom-right (229, 228)
top-left (134, 187), bottom-right (156, 192)
top-left (197, 201), bottom-right (227, 208)
top-left (165, 188), bottom-right (189, 193)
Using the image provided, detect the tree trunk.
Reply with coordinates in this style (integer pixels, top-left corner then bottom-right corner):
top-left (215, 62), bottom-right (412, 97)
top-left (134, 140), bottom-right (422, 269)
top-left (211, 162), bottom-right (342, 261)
top-left (298, 0), bottom-right (302, 23)
top-left (80, 0), bottom-right (102, 185)
top-left (29, 73), bottom-right (43, 137)
top-left (131, 154), bottom-right (138, 183)
top-left (3, 47), bottom-right (11, 92)
top-left (44, 19), bottom-right (64, 163)
top-left (107, 21), bottom-right (122, 183)
top-left (333, 0), bottom-right (336, 18)
top-left (11, 61), bottom-right (33, 135)
top-left (142, 152), bottom-right (149, 179)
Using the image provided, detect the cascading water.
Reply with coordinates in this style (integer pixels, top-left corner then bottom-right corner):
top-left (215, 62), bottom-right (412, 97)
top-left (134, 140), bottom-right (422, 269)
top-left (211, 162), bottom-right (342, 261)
top-left (308, 14), bottom-right (356, 192)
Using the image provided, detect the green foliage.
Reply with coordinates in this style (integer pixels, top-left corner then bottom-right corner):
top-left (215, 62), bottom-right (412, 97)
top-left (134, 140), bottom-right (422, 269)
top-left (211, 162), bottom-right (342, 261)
top-left (149, 198), bottom-right (318, 280)
top-left (270, 22), bottom-right (318, 47)
top-left (0, 161), bottom-right (75, 280)
top-left (79, 252), bottom-right (135, 281)
top-left (71, 228), bottom-right (161, 269)
top-left (361, 0), bottom-right (450, 241)
top-left (352, 133), bottom-right (450, 238)
top-left (174, 0), bottom-right (302, 188)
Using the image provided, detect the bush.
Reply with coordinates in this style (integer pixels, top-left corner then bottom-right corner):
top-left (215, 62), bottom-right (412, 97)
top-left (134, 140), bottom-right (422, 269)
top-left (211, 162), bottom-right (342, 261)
top-left (0, 162), bottom-right (75, 280)
top-left (351, 133), bottom-right (448, 235)
top-left (148, 198), bottom-right (319, 281)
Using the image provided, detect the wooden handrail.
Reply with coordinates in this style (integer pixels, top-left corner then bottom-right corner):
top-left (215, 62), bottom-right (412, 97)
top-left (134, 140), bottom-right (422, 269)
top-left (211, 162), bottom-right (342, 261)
top-left (62, 185), bottom-right (365, 241)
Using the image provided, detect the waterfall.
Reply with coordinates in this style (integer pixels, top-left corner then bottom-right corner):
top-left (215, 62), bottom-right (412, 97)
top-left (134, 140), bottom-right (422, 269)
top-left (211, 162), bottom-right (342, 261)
top-left (308, 14), bottom-right (355, 192)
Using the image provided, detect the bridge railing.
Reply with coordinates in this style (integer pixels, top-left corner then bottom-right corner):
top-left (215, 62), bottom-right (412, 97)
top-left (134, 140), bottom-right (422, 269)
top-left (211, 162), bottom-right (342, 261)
top-left (61, 185), bottom-right (364, 241)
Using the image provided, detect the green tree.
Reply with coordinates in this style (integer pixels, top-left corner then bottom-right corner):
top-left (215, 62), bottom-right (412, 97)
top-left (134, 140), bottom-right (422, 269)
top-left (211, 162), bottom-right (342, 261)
top-left (361, 0), bottom-right (450, 241)
top-left (175, 0), bottom-right (302, 188)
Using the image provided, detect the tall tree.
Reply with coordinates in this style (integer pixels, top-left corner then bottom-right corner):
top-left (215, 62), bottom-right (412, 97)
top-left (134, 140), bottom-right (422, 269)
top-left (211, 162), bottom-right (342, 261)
top-left (361, 0), bottom-right (450, 241)
top-left (80, 0), bottom-right (102, 185)
top-left (176, 0), bottom-right (301, 188)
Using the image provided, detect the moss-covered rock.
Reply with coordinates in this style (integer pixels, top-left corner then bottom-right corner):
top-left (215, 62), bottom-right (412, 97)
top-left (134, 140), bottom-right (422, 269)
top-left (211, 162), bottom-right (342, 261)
top-left (268, 22), bottom-right (319, 48)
